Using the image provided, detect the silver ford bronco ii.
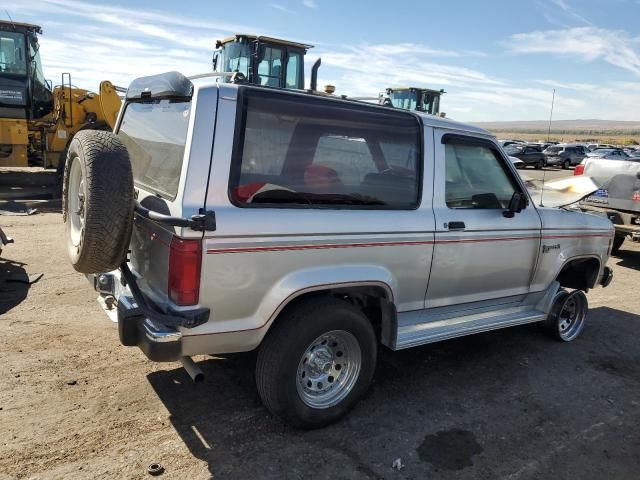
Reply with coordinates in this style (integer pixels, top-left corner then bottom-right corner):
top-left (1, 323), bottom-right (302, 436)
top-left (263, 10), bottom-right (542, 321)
top-left (63, 71), bottom-right (614, 428)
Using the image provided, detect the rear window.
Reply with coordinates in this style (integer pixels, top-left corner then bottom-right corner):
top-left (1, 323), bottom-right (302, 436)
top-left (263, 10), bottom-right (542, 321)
top-left (230, 89), bottom-right (421, 209)
top-left (118, 99), bottom-right (191, 200)
top-left (545, 146), bottom-right (563, 154)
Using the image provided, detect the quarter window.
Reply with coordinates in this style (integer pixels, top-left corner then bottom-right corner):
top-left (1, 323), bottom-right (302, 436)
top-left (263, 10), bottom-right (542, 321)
top-left (286, 52), bottom-right (301, 89)
top-left (445, 142), bottom-right (518, 209)
top-left (230, 90), bottom-right (421, 209)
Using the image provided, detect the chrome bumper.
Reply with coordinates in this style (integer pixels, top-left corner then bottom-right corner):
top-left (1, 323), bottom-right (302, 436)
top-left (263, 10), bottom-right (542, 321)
top-left (117, 295), bottom-right (183, 362)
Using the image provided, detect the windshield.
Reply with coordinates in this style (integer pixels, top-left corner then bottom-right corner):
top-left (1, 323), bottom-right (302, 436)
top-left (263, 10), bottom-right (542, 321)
top-left (545, 146), bottom-right (563, 154)
top-left (389, 90), bottom-right (417, 110)
top-left (28, 34), bottom-right (53, 118)
top-left (0, 32), bottom-right (27, 75)
top-left (118, 99), bottom-right (191, 200)
top-left (219, 41), bottom-right (250, 77)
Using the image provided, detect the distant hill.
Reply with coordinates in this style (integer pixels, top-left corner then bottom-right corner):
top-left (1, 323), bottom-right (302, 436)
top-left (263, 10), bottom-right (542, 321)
top-left (475, 119), bottom-right (640, 133)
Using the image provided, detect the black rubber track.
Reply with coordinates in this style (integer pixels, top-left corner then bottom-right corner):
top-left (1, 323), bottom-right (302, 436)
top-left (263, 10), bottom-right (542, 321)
top-left (63, 130), bottom-right (134, 274)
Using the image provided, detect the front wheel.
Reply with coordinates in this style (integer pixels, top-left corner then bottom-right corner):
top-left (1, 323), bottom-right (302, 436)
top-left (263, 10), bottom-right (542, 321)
top-left (563, 159), bottom-right (571, 169)
top-left (543, 289), bottom-right (588, 342)
top-left (256, 297), bottom-right (377, 428)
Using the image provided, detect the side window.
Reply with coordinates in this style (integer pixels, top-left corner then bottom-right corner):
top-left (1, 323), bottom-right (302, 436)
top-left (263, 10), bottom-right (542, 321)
top-left (445, 141), bottom-right (518, 209)
top-left (257, 47), bottom-right (283, 87)
top-left (285, 52), bottom-right (301, 89)
top-left (230, 90), bottom-right (422, 209)
top-left (313, 135), bottom-right (376, 185)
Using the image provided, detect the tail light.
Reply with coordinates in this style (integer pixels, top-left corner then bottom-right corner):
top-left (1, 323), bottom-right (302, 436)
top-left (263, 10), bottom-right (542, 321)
top-left (574, 164), bottom-right (585, 175)
top-left (168, 237), bottom-right (202, 306)
top-left (633, 191), bottom-right (640, 202)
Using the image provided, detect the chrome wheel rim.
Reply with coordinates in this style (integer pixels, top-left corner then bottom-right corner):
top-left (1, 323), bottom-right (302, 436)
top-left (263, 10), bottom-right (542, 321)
top-left (296, 330), bottom-right (361, 409)
top-left (558, 291), bottom-right (587, 341)
top-left (68, 156), bottom-right (85, 248)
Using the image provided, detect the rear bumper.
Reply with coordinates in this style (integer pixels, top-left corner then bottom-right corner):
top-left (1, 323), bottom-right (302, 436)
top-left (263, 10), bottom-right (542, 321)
top-left (117, 296), bottom-right (183, 362)
top-left (89, 266), bottom-right (209, 362)
top-left (544, 156), bottom-right (563, 165)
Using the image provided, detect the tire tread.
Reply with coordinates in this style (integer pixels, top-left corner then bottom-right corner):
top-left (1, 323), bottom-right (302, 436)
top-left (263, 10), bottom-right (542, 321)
top-left (63, 130), bottom-right (134, 273)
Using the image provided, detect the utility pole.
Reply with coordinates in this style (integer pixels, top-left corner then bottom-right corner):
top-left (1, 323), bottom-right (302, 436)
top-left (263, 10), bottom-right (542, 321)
top-left (547, 88), bottom-right (556, 142)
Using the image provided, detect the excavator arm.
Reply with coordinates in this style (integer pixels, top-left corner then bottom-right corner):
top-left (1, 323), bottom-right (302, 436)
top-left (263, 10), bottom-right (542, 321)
top-left (98, 81), bottom-right (124, 130)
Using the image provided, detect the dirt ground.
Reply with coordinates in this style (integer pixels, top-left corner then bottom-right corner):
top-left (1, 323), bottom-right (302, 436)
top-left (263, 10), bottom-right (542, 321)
top-left (2, 211), bottom-right (640, 480)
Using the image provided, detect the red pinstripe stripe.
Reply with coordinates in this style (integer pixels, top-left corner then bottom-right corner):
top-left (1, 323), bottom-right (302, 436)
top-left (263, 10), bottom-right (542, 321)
top-left (206, 240), bottom-right (435, 254)
top-left (205, 232), bottom-right (611, 254)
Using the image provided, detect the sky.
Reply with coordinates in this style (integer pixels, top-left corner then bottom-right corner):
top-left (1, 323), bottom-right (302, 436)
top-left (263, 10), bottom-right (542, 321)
top-left (7, 0), bottom-right (640, 122)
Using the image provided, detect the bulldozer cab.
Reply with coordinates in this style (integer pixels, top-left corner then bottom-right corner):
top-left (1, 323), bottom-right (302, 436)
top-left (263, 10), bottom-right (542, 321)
top-left (0, 21), bottom-right (53, 121)
top-left (213, 34), bottom-right (312, 89)
top-left (383, 87), bottom-right (445, 115)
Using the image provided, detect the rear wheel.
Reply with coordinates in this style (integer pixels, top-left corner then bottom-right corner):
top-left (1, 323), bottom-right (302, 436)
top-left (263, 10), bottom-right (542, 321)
top-left (256, 297), bottom-right (377, 428)
top-left (535, 159), bottom-right (544, 169)
top-left (63, 130), bottom-right (134, 274)
top-left (543, 289), bottom-right (588, 342)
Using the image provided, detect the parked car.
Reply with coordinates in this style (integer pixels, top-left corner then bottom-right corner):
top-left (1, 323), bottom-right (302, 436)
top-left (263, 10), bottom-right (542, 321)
top-left (504, 144), bottom-right (546, 169)
top-left (62, 71), bottom-right (614, 428)
top-left (509, 155), bottom-right (525, 169)
top-left (499, 139), bottom-right (526, 147)
top-left (543, 143), bottom-right (588, 169)
top-left (585, 148), bottom-right (629, 160)
top-left (577, 154), bottom-right (640, 253)
top-left (587, 143), bottom-right (615, 152)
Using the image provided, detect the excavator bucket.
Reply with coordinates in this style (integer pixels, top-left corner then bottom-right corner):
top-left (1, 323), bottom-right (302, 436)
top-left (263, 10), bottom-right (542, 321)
top-left (98, 81), bottom-right (122, 130)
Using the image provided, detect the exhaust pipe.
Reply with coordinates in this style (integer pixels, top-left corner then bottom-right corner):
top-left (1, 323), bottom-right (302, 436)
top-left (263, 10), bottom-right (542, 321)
top-left (310, 57), bottom-right (321, 91)
top-left (181, 356), bottom-right (204, 383)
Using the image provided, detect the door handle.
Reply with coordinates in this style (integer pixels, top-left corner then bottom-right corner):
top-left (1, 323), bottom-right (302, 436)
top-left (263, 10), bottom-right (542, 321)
top-left (447, 221), bottom-right (466, 230)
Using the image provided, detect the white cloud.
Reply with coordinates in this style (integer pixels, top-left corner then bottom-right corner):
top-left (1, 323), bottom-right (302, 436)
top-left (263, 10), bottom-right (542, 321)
top-left (535, 80), bottom-right (599, 92)
top-left (507, 27), bottom-right (640, 76)
top-left (11, 0), bottom-right (640, 121)
top-left (303, 0), bottom-right (318, 8)
top-left (270, 3), bottom-right (298, 14)
top-left (550, 0), bottom-right (593, 25)
top-left (315, 43), bottom-right (502, 98)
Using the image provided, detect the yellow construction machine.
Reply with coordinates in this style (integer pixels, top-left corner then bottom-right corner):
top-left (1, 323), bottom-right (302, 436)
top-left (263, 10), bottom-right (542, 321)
top-left (213, 34), bottom-right (313, 90)
top-left (0, 20), bottom-right (122, 177)
top-left (380, 87), bottom-right (446, 116)
top-left (211, 35), bottom-right (446, 116)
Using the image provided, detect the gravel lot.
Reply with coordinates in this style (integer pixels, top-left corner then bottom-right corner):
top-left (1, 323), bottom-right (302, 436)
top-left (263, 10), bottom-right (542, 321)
top-left (2, 199), bottom-right (640, 479)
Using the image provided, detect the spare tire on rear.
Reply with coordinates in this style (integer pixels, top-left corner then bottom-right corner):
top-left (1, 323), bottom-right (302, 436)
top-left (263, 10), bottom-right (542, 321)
top-left (63, 130), bottom-right (134, 274)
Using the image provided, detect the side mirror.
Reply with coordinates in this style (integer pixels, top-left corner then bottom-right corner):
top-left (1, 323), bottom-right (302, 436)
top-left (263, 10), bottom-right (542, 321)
top-left (212, 52), bottom-right (219, 72)
top-left (504, 192), bottom-right (527, 218)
